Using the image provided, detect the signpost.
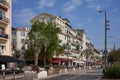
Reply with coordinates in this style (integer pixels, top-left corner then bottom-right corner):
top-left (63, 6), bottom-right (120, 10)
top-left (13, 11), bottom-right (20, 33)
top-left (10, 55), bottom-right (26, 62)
top-left (104, 50), bottom-right (108, 66)
top-left (1, 64), bottom-right (5, 80)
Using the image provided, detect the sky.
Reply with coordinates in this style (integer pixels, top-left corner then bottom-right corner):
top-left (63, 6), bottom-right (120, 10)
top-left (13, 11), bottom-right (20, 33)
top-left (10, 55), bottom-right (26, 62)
top-left (12, 0), bottom-right (120, 50)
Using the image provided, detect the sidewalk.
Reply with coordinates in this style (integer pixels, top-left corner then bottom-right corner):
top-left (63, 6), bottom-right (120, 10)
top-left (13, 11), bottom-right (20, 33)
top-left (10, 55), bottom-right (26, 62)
top-left (0, 68), bottom-right (102, 80)
top-left (38, 68), bottom-right (103, 80)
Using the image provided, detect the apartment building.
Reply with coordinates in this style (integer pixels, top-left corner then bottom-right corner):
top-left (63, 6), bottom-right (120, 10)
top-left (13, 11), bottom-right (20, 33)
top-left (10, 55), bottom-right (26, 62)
top-left (12, 27), bottom-right (30, 55)
top-left (31, 13), bottom-right (84, 66)
top-left (31, 12), bottom-right (95, 67)
top-left (0, 0), bottom-right (11, 56)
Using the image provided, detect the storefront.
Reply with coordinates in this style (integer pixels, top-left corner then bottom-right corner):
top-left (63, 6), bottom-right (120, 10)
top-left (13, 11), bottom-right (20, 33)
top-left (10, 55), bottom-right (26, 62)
top-left (0, 55), bottom-right (24, 69)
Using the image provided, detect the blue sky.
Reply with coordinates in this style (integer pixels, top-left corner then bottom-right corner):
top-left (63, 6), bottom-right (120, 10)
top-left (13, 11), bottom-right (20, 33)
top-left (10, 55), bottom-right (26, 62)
top-left (12, 0), bottom-right (120, 50)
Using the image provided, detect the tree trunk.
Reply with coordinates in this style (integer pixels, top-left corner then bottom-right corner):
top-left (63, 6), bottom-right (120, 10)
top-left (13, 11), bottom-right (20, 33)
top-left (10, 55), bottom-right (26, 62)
top-left (35, 52), bottom-right (39, 66)
top-left (43, 51), bottom-right (46, 67)
top-left (34, 48), bottom-right (40, 66)
top-left (44, 58), bottom-right (46, 67)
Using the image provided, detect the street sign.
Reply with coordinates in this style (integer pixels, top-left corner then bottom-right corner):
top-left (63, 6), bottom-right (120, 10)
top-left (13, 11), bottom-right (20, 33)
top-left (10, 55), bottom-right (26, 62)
top-left (104, 50), bottom-right (108, 56)
top-left (1, 64), bottom-right (5, 70)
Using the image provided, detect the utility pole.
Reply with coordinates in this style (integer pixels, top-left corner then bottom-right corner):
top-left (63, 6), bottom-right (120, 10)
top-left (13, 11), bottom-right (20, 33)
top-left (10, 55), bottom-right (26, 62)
top-left (113, 43), bottom-right (115, 51)
top-left (99, 10), bottom-right (110, 66)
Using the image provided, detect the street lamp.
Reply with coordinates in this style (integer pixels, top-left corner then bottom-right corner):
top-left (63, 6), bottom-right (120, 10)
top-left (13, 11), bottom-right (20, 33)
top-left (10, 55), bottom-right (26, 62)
top-left (107, 35), bottom-right (120, 50)
top-left (98, 10), bottom-right (110, 66)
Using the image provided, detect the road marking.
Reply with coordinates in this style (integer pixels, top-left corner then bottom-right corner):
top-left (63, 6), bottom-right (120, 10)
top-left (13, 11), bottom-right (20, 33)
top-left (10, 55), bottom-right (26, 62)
top-left (65, 75), bottom-right (81, 80)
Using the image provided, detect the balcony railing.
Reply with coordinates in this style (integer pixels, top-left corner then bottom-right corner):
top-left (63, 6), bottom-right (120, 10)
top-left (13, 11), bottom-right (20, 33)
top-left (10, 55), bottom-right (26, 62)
top-left (0, 34), bottom-right (8, 39)
top-left (0, 0), bottom-right (9, 8)
top-left (0, 16), bottom-right (9, 23)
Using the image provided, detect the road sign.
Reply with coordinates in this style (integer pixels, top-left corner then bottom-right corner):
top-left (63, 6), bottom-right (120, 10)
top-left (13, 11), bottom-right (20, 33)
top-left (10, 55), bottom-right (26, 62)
top-left (104, 50), bottom-right (108, 56)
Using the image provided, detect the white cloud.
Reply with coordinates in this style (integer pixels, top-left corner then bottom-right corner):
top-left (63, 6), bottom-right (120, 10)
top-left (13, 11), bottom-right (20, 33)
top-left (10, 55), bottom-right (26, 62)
top-left (86, 0), bottom-right (102, 11)
top-left (78, 19), bottom-right (92, 27)
top-left (63, 0), bottom-right (82, 12)
top-left (14, 8), bottom-right (36, 27)
top-left (37, 0), bottom-right (55, 9)
top-left (86, 0), bottom-right (113, 11)
top-left (112, 8), bottom-right (118, 12)
top-left (89, 4), bottom-right (101, 11)
top-left (47, 1), bottom-right (55, 7)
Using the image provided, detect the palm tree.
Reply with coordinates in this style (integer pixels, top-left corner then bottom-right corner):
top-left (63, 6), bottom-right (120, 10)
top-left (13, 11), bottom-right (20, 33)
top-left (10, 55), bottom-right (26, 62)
top-left (12, 50), bottom-right (20, 58)
top-left (23, 21), bottom-right (49, 66)
top-left (23, 21), bottom-right (64, 67)
top-left (80, 49), bottom-right (93, 66)
top-left (39, 22), bottom-right (63, 67)
top-left (26, 31), bottom-right (48, 66)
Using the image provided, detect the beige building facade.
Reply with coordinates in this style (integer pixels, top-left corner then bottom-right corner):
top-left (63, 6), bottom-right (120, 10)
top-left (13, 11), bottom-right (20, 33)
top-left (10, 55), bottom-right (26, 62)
top-left (12, 27), bottom-right (30, 55)
top-left (31, 12), bottom-right (101, 67)
top-left (0, 0), bottom-right (11, 56)
top-left (31, 13), bottom-right (84, 65)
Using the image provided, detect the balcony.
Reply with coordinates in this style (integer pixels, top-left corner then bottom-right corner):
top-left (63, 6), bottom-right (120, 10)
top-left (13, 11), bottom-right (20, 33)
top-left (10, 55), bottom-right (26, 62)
top-left (71, 42), bottom-right (76, 46)
top-left (0, 0), bottom-right (9, 10)
top-left (0, 34), bottom-right (8, 41)
top-left (0, 16), bottom-right (9, 25)
top-left (76, 35), bottom-right (82, 41)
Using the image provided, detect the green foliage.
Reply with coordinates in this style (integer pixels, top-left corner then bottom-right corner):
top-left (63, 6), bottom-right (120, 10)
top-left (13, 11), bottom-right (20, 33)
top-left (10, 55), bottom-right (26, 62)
top-left (103, 63), bottom-right (120, 79)
top-left (12, 50), bottom-right (20, 58)
top-left (17, 63), bottom-right (24, 69)
top-left (23, 20), bottom-right (64, 66)
top-left (81, 49), bottom-right (93, 57)
top-left (23, 20), bottom-right (49, 66)
top-left (108, 49), bottom-right (120, 63)
top-left (24, 49), bottom-right (34, 61)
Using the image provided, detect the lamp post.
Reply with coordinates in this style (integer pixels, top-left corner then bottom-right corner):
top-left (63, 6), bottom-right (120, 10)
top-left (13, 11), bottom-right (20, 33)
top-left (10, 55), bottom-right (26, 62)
top-left (113, 42), bottom-right (115, 51)
top-left (98, 10), bottom-right (110, 66)
top-left (108, 35), bottom-right (120, 50)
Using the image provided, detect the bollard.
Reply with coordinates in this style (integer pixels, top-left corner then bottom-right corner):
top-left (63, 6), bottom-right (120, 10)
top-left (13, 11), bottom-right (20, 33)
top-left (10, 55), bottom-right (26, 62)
top-left (13, 70), bottom-right (16, 80)
top-left (3, 71), bottom-right (5, 80)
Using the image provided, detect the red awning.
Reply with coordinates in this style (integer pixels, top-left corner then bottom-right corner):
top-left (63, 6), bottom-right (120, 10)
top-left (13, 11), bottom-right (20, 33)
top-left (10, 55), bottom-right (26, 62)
top-left (51, 58), bottom-right (61, 63)
top-left (51, 58), bottom-right (73, 63)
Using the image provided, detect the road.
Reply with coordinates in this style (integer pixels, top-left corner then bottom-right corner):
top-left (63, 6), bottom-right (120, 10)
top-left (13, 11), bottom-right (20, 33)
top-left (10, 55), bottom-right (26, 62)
top-left (41, 68), bottom-right (103, 80)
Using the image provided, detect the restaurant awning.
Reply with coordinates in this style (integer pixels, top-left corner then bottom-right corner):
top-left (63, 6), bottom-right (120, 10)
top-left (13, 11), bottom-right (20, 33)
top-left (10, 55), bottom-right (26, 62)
top-left (51, 58), bottom-right (73, 63)
top-left (0, 55), bottom-right (24, 63)
top-left (51, 58), bottom-right (60, 63)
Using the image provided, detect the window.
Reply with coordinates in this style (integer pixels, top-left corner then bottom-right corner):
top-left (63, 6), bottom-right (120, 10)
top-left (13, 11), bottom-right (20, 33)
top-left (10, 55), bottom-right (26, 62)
top-left (0, 9), bottom-right (5, 21)
top-left (0, 46), bottom-right (2, 54)
top-left (65, 36), bottom-right (66, 40)
top-left (0, 27), bottom-right (4, 35)
top-left (40, 16), bottom-right (45, 22)
top-left (12, 39), bottom-right (16, 43)
top-left (12, 31), bottom-right (16, 35)
top-left (0, 0), bottom-right (6, 5)
top-left (49, 18), bottom-right (54, 22)
top-left (21, 31), bottom-right (25, 36)
top-left (21, 39), bottom-right (24, 43)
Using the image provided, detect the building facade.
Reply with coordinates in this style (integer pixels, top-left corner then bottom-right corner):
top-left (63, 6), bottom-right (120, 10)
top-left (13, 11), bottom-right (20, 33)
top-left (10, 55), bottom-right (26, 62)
top-left (31, 12), bottom-right (97, 67)
top-left (12, 27), bottom-right (30, 55)
top-left (31, 13), bottom-right (85, 65)
top-left (0, 0), bottom-right (11, 56)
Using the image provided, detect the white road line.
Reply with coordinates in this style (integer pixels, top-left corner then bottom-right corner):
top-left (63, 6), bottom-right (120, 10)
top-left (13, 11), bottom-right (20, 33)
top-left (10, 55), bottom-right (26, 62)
top-left (65, 75), bottom-right (81, 80)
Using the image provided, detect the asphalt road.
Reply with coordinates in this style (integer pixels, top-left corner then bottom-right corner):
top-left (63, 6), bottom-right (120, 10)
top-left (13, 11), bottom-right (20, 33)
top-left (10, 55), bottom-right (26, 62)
top-left (41, 68), bottom-right (103, 80)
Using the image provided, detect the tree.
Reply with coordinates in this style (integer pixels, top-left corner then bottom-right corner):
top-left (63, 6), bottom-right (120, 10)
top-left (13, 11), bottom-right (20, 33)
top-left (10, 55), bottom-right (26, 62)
top-left (23, 21), bottom-right (64, 67)
top-left (23, 21), bottom-right (49, 66)
top-left (38, 22), bottom-right (63, 67)
top-left (108, 49), bottom-right (120, 64)
top-left (80, 49), bottom-right (93, 66)
top-left (12, 50), bottom-right (20, 58)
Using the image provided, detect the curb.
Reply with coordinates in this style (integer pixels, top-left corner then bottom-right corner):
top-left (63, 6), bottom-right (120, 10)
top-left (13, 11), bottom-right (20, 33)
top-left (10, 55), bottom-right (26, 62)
top-left (38, 69), bottom-right (89, 79)
top-left (36, 68), bottom-right (102, 80)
